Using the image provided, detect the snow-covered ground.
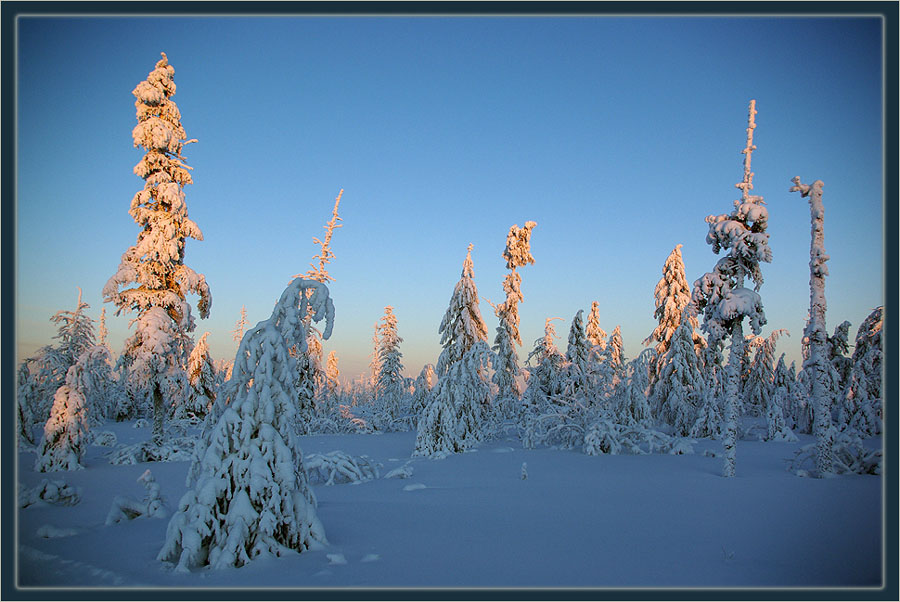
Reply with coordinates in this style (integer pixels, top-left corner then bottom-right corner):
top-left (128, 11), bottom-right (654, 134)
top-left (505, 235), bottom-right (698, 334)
top-left (15, 420), bottom-right (882, 591)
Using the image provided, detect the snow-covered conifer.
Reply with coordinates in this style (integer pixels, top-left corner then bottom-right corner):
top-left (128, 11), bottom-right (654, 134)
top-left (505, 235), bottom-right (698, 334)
top-left (522, 317), bottom-right (566, 414)
top-left (98, 307), bottom-right (109, 350)
top-left (178, 331), bottom-right (216, 420)
top-left (644, 245), bottom-right (703, 384)
top-left (17, 364), bottom-right (37, 445)
top-left (842, 306), bottom-right (882, 436)
top-left (744, 329), bottom-right (788, 418)
top-left (607, 325), bottom-right (626, 389)
top-left (415, 245), bottom-right (493, 456)
top-left (564, 309), bottom-right (593, 402)
top-left (768, 354), bottom-right (798, 442)
top-left (325, 351), bottom-right (340, 399)
top-left (617, 349), bottom-right (653, 426)
top-left (51, 288), bottom-right (96, 364)
top-left (789, 176), bottom-right (834, 475)
top-left (369, 321), bottom-right (381, 394)
top-left (492, 221), bottom-right (537, 405)
top-left (586, 301), bottom-right (608, 351)
top-left (651, 321), bottom-right (705, 436)
top-left (35, 359), bottom-right (94, 472)
top-left (103, 53), bottom-right (211, 441)
top-left (232, 305), bottom-right (249, 342)
top-left (376, 306), bottom-right (406, 425)
top-left (160, 277), bottom-right (333, 571)
top-left (411, 363), bottom-right (436, 416)
top-left (692, 100), bottom-right (772, 477)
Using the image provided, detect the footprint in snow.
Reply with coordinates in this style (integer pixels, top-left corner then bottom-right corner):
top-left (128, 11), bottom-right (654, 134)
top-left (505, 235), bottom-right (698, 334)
top-left (402, 483), bottom-right (426, 492)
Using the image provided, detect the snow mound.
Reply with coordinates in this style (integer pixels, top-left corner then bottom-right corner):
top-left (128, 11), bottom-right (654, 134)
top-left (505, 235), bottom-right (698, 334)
top-left (36, 524), bottom-right (78, 538)
top-left (403, 483), bottom-right (427, 491)
top-left (91, 431), bottom-right (118, 447)
top-left (789, 432), bottom-right (881, 476)
top-left (305, 451), bottom-right (380, 486)
top-left (19, 479), bottom-right (81, 508)
top-left (583, 421), bottom-right (695, 456)
top-left (383, 462), bottom-right (414, 479)
top-left (326, 553), bottom-right (347, 565)
top-left (107, 437), bottom-right (195, 465)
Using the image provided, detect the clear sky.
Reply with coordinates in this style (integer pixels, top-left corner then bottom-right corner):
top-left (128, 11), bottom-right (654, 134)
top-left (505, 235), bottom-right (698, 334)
top-left (16, 15), bottom-right (884, 382)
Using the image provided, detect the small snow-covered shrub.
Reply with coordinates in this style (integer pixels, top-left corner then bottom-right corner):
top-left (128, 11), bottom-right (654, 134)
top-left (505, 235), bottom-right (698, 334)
top-left (305, 451), bottom-right (380, 486)
top-left (92, 430), bottom-right (118, 447)
top-left (108, 436), bottom-right (195, 465)
top-left (583, 420), bottom-right (621, 456)
top-left (582, 420), bottom-right (695, 456)
top-left (789, 431), bottom-right (881, 476)
top-left (133, 419), bottom-right (150, 429)
top-left (106, 469), bottom-right (167, 525)
top-left (383, 462), bottom-right (414, 480)
top-left (19, 479), bottom-right (81, 508)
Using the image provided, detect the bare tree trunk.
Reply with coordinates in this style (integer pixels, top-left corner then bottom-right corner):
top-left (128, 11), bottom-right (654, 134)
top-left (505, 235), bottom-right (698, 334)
top-left (152, 383), bottom-right (164, 443)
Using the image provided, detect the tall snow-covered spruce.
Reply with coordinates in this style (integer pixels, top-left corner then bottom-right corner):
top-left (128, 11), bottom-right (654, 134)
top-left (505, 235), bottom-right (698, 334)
top-left (644, 244), bottom-right (704, 386)
top-left (789, 177), bottom-right (835, 475)
top-left (103, 53), bottom-right (211, 440)
top-left (159, 277), bottom-right (334, 571)
top-left (492, 221), bottom-right (537, 412)
top-left (415, 245), bottom-right (493, 457)
top-left (692, 100), bottom-right (772, 477)
top-left (376, 306), bottom-right (405, 426)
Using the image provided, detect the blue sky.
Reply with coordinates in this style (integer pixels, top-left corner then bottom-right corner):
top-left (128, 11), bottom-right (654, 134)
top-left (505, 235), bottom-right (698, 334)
top-left (16, 15), bottom-right (884, 381)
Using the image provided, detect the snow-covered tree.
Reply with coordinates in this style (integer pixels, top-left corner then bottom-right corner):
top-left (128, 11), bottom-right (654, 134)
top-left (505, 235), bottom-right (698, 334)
top-left (644, 244), bottom-right (703, 384)
top-left (98, 307), bottom-right (109, 350)
top-left (522, 317), bottom-right (566, 415)
top-left (103, 53), bottom-right (211, 441)
top-left (415, 245), bottom-right (493, 456)
top-left (159, 277), bottom-right (333, 572)
top-left (692, 100), bottom-right (772, 477)
top-left (607, 325), bottom-right (626, 390)
top-left (651, 321), bottom-right (705, 436)
top-left (375, 306), bottom-right (406, 426)
top-left (789, 176), bottom-right (834, 476)
top-left (178, 331), bottom-right (216, 421)
top-left (585, 301), bottom-right (608, 352)
top-left (768, 354), bottom-right (798, 441)
top-left (232, 305), bottom-right (249, 342)
top-left (51, 288), bottom-right (96, 363)
top-left (325, 350), bottom-right (340, 400)
top-left (34, 349), bottom-right (105, 472)
top-left (616, 349), bottom-right (653, 426)
top-left (842, 306), bottom-right (883, 436)
top-left (744, 329), bottom-right (788, 418)
top-left (17, 364), bottom-right (37, 445)
top-left (369, 321), bottom-right (381, 395)
top-left (564, 309), bottom-right (593, 403)
top-left (492, 221), bottom-right (537, 406)
top-left (410, 363), bottom-right (436, 416)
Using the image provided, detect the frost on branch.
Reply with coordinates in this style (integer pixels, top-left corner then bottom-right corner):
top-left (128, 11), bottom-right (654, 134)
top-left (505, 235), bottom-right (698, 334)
top-left (159, 277), bottom-right (332, 572)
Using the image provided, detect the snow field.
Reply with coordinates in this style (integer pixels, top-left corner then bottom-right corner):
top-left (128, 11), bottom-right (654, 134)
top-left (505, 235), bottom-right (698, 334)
top-left (16, 423), bottom-right (882, 589)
